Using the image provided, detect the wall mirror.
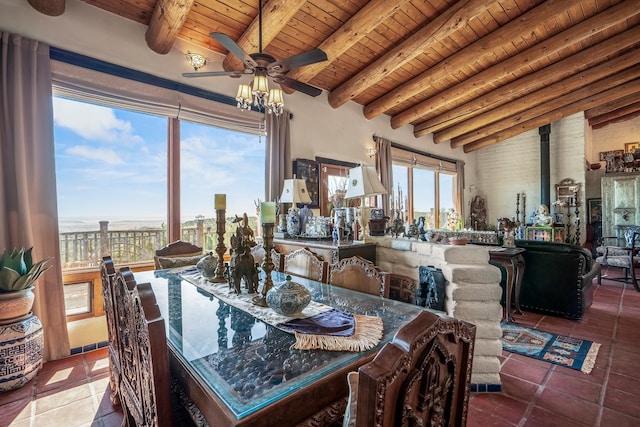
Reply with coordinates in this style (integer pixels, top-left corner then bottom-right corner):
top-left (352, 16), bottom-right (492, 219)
top-left (316, 157), bottom-right (357, 216)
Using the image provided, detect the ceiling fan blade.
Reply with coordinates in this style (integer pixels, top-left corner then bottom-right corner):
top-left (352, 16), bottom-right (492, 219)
top-left (210, 32), bottom-right (258, 69)
top-left (274, 76), bottom-right (323, 97)
top-left (182, 70), bottom-right (249, 78)
top-left (268, 49), bottom-right (328, 74)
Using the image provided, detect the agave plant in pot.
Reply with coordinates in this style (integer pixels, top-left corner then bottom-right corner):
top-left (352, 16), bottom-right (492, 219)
top-left (0, 247), bottom-right (51, 325)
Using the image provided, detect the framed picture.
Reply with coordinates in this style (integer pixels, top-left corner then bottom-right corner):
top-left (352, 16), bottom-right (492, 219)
top-left (588, 198), bottom-right (602, 224)
top-left (625, 142), bottom-right (640, 153)
top-left (293, 158), bottom-right (320, 209)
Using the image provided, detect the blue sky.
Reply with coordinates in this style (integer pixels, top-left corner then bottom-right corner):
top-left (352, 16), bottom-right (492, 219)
top-left (53, 97), bottom-right (265, 223)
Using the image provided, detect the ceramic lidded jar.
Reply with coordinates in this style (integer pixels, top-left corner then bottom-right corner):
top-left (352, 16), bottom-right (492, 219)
top-left (266, 275), bottom-right (311, 316)
top-left (196, 252), bottom-right (218, 279)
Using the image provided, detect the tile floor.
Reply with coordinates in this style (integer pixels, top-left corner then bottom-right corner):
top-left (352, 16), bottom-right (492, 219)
top-left (1, 271), bottom-right (638, 427)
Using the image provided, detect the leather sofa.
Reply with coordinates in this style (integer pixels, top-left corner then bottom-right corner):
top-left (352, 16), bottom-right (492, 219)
top-left (495, 240), bottom-right (601, 320)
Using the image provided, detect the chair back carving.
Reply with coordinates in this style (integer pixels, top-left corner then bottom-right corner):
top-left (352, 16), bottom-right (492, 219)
top-left (329, 256), bottom-right (390, 298)
top-left (284, 247), bottom-right (328, 282)
top-left (271, 247), bottom-right (283, 272)
top-left (100, 256), bottom-right (120, 404)
top-left (250, 244), bottom-right (266, 266)
top-left (353, 311), bottom-right (476, 427)
top-left (154, 240), bottom-right (203, 269)
top-left (388, 273), bottom-right (418, 304)
top-left (113, 267), bottom-right (173, 427)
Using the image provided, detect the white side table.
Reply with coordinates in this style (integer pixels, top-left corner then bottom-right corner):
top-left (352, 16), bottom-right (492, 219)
top-left (0, 314), bottom-right (44, 392)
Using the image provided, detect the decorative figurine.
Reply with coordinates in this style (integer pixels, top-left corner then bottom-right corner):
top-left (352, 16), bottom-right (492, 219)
top-left (533, 204), bottom-right (554, 226)
top-left (228, 213), bottom-right (259, 294)
top-left (497, 217), bottom-right (517, 248)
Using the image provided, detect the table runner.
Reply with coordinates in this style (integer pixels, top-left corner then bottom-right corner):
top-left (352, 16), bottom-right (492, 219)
top-left (175, 268), bottom-right (383, 351)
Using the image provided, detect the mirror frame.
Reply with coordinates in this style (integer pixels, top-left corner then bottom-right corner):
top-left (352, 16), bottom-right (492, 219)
top-left (316, 157), bottom-right (358, 217)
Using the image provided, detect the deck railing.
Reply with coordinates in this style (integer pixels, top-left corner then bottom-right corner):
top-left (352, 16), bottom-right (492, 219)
top-left (58, 219), bottom-right (216, 270)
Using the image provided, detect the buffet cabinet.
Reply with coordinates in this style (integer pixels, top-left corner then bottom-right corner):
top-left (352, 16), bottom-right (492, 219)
top-left (601, 173), bottom-right (640, 239)
top-left (273, 238), bottom-right (376, 265)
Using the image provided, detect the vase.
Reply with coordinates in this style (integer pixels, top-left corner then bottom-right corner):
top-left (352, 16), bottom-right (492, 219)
top-left (0, 287), bottom-right (35, 325)
top-left (196, 252), bottom-right (218, 279)
top-left (0, 315), bottom-right (43, 391)
top-left (266, 275), bottom-right (311, 316)
top-left (287, 207), bottom-right (301, 237)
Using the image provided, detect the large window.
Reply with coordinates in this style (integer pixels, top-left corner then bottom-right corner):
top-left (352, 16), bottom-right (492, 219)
top-left (391, 148), bottom-right (460, 229)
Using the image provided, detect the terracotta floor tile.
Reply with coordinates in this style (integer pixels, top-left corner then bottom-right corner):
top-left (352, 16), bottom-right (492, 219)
top-left (501, 357), bottom-right (550, 384)
top-left (0, 398), bottom-right (32, 427)
top-left (467, 406), bottom-right (518, 427)
top-left (545, 371), bottom-right (602, 403)
top-left (34, 382), bottom-right (92, 414)
top-left (97, 411), bottom-right (125, 427)
top-left (0, 381), bottom-right (34, 406)
top-left (600, 407), bottom-right (640, 427)
top-left (606, 372), bottom-right (638, 393)
top-left (32, 396), bottom-right (99, 427)
top-left (469, 393), bottom-right (528, 425)
top-left (603, 387), bottom-right (640, 419)
top-left (499, 373), bottom-right (540, 402)
top-left (535, 388), bottom-right (600, 425)
top-left (523, 406), bottom-right (590, 427)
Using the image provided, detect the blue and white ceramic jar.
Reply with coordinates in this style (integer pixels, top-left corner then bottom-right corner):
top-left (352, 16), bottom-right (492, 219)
top-left (287, 207), bottom-right (301, 237)
top-left (266, 275), bottom-right (311, 316)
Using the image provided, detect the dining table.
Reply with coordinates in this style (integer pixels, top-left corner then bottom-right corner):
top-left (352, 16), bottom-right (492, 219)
top-left (135, 268), bottom-right (435, 427)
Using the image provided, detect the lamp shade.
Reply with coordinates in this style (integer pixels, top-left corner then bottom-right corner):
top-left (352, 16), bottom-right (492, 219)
top-left (279, 179), bottom-right (312, 204)
top-left (345, 165), bottom-right (387, 198)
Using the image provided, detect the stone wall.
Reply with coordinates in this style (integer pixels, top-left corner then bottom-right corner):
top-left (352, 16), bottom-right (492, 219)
top-left (374, 236), bottom-right (503, 388)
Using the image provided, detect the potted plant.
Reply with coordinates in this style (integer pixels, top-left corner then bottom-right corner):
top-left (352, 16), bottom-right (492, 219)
top-left (0, 247), bottom-right (50, 325)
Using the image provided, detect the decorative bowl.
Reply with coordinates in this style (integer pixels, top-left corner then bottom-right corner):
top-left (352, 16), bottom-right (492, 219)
top-left (196, 252), bottom-right (218, 279)
top-left (448, 237), bottom-right (469, 246)
top-left (266, 275), bottom-right (311, 316)
top-left (590, 163), bottom-right (602, 170)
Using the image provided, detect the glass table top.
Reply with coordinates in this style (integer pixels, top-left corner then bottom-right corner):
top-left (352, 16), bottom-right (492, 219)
top-left (136, 269), bottom-right (431, 419)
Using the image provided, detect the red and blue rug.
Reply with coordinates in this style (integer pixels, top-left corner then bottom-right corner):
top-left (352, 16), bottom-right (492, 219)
top-left (501, 323), bottom-right (600, 374)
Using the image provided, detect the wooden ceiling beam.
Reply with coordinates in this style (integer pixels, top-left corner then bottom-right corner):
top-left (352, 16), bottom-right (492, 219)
top-left (452, 68), bottom-right (640, 148)
top-left (458, 77), bottom-right (640, 152)
top-left (222, 0), bottom-right (306, 72)
top-left (430, 39), bottom-right (640, 143)
top-left (146, 0), bottom-right (196, 54)
top-left (584, 93), bottom-right (640, 119)
top-left (327, 0), bottom-right (496, 109)
top-left (27, 0), bottom-right (65, 16)
top-left (391, 0), bottom-right (638, 129)
top-left (592, 109), bottom-right (640, 129)
top-left (588, 101), bottom-right (640, 128)
top-left (285, 0), bottom-right (411, 85)
top-left (363, 0), bottom-right (571, 120)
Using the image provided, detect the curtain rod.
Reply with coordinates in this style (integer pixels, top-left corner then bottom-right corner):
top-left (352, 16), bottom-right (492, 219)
top-left (373, 134), bottom-right (462, 165)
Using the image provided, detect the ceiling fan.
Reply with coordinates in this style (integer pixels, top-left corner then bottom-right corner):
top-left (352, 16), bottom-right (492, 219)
top-left (182, 0), bottom-right (327, 98)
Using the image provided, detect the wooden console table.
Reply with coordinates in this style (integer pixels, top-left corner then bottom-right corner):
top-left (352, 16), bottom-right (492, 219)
top-left (273, 238), bottom-right (376, 264)
top-left (488, 247), bottom-right (525, 323)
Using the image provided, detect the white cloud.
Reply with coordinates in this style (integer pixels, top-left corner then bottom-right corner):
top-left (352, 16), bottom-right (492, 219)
top-left (66, 145), bottom-right (123, 165)
top-left (53, 98), bottom-right (142, 144)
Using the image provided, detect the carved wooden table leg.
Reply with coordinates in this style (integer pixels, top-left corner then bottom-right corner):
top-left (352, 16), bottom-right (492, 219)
top-left (513, 253), bottom-right (526, 314)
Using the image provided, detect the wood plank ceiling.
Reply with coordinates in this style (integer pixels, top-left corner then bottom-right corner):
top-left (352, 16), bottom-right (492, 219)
top-left (29, 0), bottom-right (640, 152)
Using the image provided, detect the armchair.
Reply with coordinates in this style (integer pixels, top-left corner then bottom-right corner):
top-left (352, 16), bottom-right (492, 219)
top-left (595, 226), bottom-right (640, 291)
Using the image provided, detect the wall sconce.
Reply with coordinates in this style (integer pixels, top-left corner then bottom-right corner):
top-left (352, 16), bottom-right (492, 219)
top-left (366, 147), bottom-right (377, 158)
top-left (185, 51), bottom-right (209, 71)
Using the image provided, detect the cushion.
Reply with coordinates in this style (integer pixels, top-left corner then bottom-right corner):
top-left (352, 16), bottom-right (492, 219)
top-left (155, 255), bottom-right (204, 270)
top-left (342, 371), bottom-right (359, 427)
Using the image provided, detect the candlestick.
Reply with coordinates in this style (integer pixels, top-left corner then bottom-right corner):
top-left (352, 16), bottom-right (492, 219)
top-left (211, 208), bottom-right (227, 283)
top-left (253, 222), bottom-right (275, 307)
top-left (214, 194), bottom-right (226, 210)
top-left (260, 201), bottom-right (276, 224)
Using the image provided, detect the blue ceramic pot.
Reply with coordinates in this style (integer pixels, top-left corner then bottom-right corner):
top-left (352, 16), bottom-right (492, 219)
top-left (266, 275), bottom-right (311, 316)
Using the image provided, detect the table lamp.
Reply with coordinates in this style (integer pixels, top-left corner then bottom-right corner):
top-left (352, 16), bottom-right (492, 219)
top-left (279, 178), bottom-right (312, 237)
top-left (345, 165), bottom-right (387, 242)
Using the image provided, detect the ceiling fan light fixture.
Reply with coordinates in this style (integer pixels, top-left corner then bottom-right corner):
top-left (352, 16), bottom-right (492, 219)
top-left (267, 88), bottom-right (284, 116)
top-left (236, 84), bottom-right (252, 110)
top-left (185, 51), bottom-right (209, 71)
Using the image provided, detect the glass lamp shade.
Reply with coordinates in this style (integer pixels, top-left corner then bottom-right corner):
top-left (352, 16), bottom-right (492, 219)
top-left (267, 88), bottom-right (284, 115)
top-left (236, 84), bottom-right (252, 110)
top-left (252, 75), bottom-right (269, 97)
top-left (279, 179), bottom-right (313, 204)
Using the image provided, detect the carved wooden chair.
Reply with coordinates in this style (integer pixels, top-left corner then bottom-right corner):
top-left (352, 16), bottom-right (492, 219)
top-left (343, 311), bottom-right (476, 427)
top-left (100, 256), bottom-right (121, 405)
top-left (154, 240), bottom-right (203, 270)
top-left (328, 256), bottom-right (390, 298)
top-left (596, 227), bottom-right (640, 291)
top-left (284, 247), bottom-right (328, 282)
top-left (250, 244), bottom-right (283, 272)
top-left (388, 273), bottom-right (418, 304)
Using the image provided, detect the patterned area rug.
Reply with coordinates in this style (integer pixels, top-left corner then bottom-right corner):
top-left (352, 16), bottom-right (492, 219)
top-left (501, 323), bottom-right (600, 374)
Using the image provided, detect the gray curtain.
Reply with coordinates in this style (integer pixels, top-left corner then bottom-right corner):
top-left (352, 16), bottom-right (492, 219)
top-left (265, 112), bottom-right (291, 202)
top-left (374, 135), bottom-right (392, 214)
top-left (0, 32), bottom-right (70, 361)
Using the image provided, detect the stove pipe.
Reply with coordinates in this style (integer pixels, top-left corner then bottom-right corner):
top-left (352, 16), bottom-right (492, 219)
top-left (539, 124), bottom-right (551, 208)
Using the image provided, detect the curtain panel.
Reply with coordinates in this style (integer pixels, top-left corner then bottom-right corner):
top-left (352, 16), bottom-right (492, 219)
top-left (265, 112), bottom-right (291, 203)
top-left (374, 136), bottom-right (392, 214)
top-left (0, 32), bottom-right (70, 361)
